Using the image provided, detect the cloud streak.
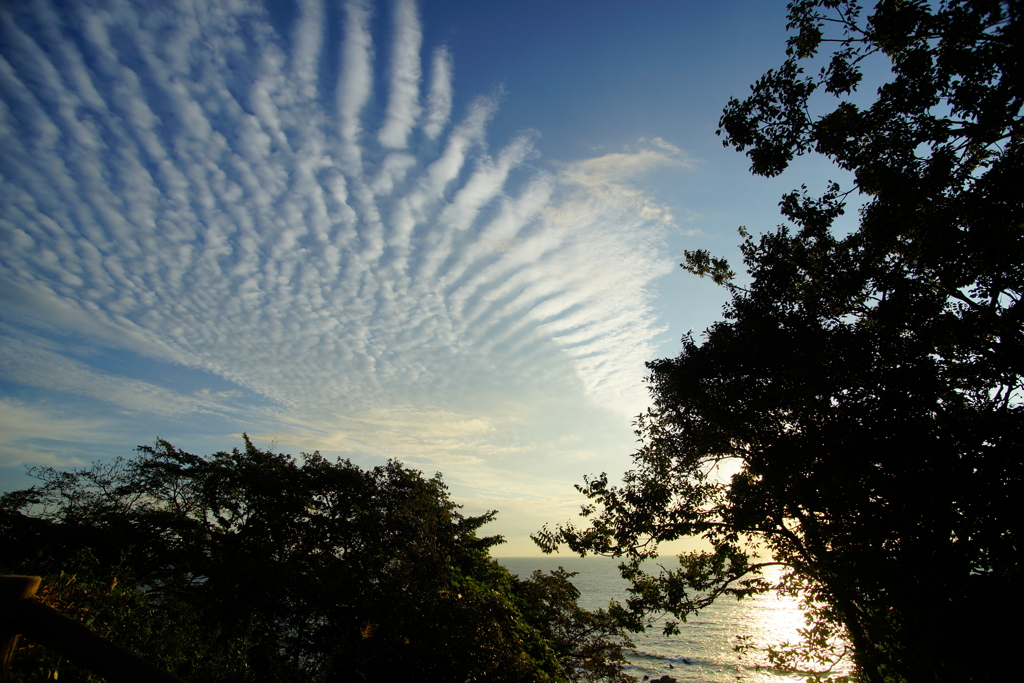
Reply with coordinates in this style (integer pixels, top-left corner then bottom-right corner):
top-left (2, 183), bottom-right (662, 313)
top-left (378, 0), bottom-right (423, 149)
top-left (0, 0), bottom-right (680, 471)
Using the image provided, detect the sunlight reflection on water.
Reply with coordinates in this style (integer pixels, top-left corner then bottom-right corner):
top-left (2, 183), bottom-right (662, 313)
top-left (498, 557), bottom-right (853, 682)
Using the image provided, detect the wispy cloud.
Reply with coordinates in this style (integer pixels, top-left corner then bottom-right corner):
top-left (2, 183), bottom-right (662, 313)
top-left (337, 0), bottom-right (375, 163)
top-left (378, 0), bottom-right (423, 149)
top-left (0, 0), bottom-right (685, 476)
top-left (0, 398), bottom-right (103, 467)
top-left (0, 332), bottom-right (247, 418)
top-left (559, 137), bottom-right (695, 229)
top-left (423, 45), bottom-right (453, 140)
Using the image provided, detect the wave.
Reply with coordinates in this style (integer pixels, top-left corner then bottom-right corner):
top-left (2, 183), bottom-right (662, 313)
top-left (628, 650), bottom-right (699, 665)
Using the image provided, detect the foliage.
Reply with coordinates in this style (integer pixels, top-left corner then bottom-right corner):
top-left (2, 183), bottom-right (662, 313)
top-left (1, 437), bottom-right (631, 683)
top-left (512, 569), bottom-right (632, 683)
top-left (536, 2), bottom-right (1023, 682)
top-left (2, 550), bottom-right (270, 683)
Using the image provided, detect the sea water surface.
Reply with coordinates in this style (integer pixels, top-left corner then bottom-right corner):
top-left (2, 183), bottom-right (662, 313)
top-left (497, 557), bottom-right (852, 682)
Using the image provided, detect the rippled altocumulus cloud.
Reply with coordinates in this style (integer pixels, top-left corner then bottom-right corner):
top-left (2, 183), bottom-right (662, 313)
top-left (0, 0), bottom-right (685, 460)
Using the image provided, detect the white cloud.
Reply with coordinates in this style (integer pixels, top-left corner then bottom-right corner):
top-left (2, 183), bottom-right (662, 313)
top-left (0, 0), bottom-right (695, 534)
top-left (337, 0), bottom-right (374, 160)
top-left (558, 138), bottom-right (696, 230)
top-left (378, 0), bottom-right (423, 149)
top-left (423, 45), bottom-right (453, 140)
top-left (0, 332), bottom-right (247, 418)
top-left (0, 398), bottom-right (101, 467)
top-left (291, 0), bottom-right (325, 99)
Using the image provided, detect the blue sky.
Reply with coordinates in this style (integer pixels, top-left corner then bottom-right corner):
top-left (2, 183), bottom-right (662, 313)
top-left (0, 0), bottom-right (854, 555)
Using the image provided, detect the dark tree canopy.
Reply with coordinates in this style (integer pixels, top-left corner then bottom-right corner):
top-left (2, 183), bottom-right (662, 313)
top-left (2, 437), bottom-right (632, 683)
top-left (536, 2), bottom-right (1023, 682)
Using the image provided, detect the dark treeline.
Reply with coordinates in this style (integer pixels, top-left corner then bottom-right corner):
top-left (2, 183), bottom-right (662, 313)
top-left (1, 437), bottom-right (632, 683)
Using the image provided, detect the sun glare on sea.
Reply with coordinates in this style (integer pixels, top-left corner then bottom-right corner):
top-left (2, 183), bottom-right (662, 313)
top-left (738, 566), bottom-right (854, 681)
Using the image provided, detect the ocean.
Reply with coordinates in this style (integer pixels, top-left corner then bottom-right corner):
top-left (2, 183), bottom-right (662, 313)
top-left (497, 556), bottom-right (853, 682)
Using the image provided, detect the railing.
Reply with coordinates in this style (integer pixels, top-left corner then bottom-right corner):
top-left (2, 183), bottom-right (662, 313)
top-left (0, 575), bottom-right (185, 683)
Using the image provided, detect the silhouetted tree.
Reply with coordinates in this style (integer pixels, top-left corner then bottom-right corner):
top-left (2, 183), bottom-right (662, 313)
top-left (536, 2), bottom-right (1023, 681)
top-left (2, 437), bottom-right (631, 683)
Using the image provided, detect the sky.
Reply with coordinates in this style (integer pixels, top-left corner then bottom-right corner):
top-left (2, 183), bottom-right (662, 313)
top-left (0, 0), bottom-right (858, 555)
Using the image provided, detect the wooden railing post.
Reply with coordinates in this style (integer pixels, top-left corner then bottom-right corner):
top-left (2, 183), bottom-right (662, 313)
top-left (0, 575), bottom-right (41, 683)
